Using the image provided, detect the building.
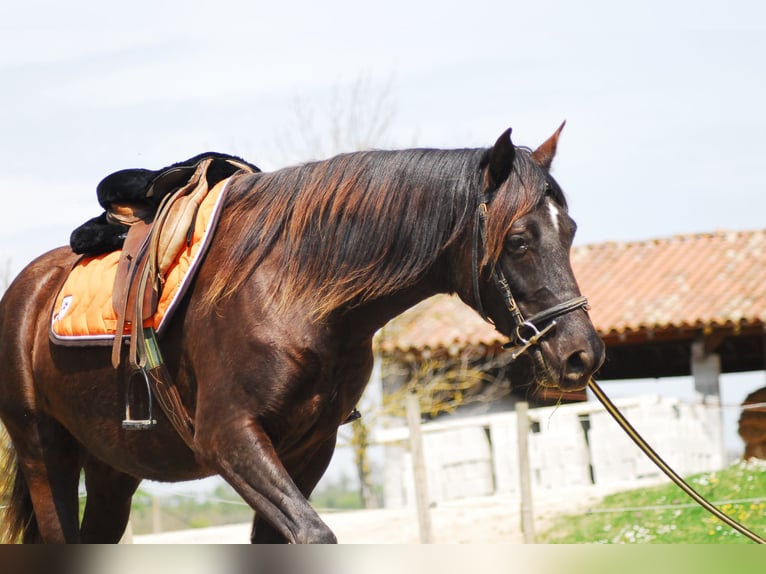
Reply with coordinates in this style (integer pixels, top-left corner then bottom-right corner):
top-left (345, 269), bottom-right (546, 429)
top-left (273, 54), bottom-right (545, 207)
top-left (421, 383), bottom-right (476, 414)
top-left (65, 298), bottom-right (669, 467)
top-left (376, 229), bottom-right (766, 506)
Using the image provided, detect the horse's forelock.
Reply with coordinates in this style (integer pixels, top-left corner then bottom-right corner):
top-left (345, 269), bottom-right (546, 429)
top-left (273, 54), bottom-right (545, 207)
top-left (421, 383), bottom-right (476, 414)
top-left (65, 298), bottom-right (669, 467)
top-left (482, 147), bottom-right (553, 267)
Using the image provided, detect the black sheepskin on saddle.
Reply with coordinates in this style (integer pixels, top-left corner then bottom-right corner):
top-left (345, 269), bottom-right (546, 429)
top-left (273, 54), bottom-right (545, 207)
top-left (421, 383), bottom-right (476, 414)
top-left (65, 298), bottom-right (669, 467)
top-left (70, 152), bottom-right (260, 255)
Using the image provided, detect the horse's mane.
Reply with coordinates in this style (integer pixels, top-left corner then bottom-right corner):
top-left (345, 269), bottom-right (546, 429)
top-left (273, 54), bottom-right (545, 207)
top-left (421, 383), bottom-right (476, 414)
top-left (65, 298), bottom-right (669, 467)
top-left (203, 146), bottom-right (552, 320)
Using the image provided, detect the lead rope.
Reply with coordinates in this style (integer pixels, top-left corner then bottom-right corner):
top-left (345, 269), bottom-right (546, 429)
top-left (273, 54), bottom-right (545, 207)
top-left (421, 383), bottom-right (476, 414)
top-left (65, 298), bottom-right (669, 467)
top-left (588, 378), bottom-right (766, 544)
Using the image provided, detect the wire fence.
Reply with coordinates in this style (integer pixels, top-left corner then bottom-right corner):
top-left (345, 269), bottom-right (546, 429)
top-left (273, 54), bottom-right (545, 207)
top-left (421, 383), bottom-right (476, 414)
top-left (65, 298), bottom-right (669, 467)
top-left (584, 496), bottom-right (766, 515)
top-left (1, 398), bottom-right (764, 527)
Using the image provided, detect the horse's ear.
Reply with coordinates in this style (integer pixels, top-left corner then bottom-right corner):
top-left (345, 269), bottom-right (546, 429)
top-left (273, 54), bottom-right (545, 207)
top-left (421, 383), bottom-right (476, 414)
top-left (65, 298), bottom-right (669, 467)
top-left (531, 121), bottom-right (566, 169)
top-left (485, 128), bottom-right (515, 190)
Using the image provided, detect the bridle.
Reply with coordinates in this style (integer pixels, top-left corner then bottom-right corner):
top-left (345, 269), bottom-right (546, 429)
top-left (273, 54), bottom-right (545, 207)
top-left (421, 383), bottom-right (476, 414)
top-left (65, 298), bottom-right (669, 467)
top-left (471, 200), bottom-right (589, 383)
top-left (472, 199), bottom-right (766, 543)
top-left (470, 187), bottom-right (766, 543)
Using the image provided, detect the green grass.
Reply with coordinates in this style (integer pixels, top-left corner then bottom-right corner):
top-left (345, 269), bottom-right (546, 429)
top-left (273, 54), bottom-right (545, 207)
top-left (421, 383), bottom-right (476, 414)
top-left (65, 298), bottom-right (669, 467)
top-left (539, 459), bottom-right (766, 544)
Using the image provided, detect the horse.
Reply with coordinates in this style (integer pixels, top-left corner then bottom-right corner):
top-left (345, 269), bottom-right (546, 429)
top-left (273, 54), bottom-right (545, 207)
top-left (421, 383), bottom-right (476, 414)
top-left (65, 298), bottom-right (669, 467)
top-left (739, 387), bottom-right (766, 460)
top-left (0, 125), bottom-right (605, 543)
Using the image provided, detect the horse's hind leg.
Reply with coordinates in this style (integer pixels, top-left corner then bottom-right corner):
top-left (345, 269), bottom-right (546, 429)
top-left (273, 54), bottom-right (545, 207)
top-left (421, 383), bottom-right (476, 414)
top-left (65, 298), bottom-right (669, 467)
top-left (4, 417), bottom-right (83, 543)
top-left (80, 456), bottom-right (140, 543)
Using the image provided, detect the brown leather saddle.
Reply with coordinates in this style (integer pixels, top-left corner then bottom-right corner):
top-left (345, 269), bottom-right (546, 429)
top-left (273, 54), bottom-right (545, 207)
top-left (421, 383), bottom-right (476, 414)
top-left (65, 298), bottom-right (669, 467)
top-left (75, 153), bottom-right (260, 447)
top-left (110, 157), bottom-right (258, 350)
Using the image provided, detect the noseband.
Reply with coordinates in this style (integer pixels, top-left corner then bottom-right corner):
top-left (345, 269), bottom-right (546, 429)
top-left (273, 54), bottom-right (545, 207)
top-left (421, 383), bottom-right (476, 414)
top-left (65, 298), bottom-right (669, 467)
top-left (471, 201), bottom-right (589, 383)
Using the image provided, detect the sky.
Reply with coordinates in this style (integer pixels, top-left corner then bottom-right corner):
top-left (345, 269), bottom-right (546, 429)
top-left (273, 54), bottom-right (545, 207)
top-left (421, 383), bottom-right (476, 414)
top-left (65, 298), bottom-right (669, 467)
top-left (1, 1), bottom-right (765, 491)
top-left (3, 0), bottom-right (766, 277)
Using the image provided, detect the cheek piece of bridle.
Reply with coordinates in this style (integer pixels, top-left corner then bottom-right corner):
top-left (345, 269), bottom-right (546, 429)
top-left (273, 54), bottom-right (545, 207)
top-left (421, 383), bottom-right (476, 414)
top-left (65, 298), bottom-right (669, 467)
top-left (471, 201), bottom-right (589, 385)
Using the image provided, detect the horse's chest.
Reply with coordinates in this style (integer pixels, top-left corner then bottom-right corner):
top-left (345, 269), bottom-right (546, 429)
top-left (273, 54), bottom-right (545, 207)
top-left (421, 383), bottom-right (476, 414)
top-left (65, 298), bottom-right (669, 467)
top-left (275, 351), bottom-right (372, 439)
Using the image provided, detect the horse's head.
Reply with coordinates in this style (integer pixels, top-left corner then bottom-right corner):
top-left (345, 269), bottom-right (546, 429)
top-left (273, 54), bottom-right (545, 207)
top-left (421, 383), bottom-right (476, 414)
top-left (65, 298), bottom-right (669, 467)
top-left (461, 124), bottom-right (604, 391)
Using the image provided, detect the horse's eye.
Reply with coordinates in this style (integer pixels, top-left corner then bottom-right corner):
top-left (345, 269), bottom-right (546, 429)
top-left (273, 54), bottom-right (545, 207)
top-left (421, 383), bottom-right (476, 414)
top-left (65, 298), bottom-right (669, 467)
top-left (507, 235), bottom-right (528, 255)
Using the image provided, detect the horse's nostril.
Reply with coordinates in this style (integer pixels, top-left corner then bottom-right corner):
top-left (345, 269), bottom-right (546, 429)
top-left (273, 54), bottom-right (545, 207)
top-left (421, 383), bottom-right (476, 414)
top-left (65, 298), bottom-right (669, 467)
top-left (566, 350), bottom-right (590, 376)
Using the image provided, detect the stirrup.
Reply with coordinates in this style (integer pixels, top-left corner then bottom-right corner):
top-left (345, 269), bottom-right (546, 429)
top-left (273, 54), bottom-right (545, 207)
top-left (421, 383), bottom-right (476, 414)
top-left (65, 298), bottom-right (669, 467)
top-left (122, 368), bottom-right (157, 430)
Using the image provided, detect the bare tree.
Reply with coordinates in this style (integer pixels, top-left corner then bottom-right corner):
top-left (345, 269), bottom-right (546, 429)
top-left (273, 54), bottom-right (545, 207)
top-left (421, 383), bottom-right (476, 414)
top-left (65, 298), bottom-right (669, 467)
top-left (274, 74), bottom-right (398, 165)
top-left (0, 258), bottom-right (11, 296)
top-left (0, 259), bottom-right (11, 506)
top-left (380, 350), bottom-right (519, 420)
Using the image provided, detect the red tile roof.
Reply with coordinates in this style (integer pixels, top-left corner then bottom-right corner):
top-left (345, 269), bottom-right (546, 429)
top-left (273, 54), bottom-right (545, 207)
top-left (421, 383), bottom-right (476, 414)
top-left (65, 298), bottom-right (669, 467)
top-left (380, 229), bottom-right (766, 354)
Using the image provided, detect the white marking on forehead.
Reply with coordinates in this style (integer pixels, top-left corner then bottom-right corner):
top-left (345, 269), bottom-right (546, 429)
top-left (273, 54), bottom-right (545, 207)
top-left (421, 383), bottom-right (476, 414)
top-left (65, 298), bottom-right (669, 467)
top-left (547, 199), bottom-right (561, 233)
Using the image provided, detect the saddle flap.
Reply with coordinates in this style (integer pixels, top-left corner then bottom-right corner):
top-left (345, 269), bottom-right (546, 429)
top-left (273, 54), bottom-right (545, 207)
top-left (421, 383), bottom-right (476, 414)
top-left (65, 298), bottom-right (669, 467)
top-left (151, 158), bottom-right (213, 279)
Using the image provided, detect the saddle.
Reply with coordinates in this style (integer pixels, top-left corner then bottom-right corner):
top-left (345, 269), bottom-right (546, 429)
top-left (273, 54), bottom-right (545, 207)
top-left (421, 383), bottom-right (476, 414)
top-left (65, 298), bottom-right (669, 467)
top-left (72, 152), bottom-right (260, 447)
top-left (71, 152), bottom-right (259, 255)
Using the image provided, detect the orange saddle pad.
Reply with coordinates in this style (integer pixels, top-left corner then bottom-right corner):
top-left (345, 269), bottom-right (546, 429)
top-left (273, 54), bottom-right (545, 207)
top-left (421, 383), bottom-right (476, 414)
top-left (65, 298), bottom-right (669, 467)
top-left (50, 177), bottom-right (231, 345)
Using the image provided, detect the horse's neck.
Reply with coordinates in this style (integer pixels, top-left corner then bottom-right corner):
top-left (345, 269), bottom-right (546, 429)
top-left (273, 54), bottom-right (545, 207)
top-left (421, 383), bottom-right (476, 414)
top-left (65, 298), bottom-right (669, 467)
top-left (343, 225), bottom-right (469, 336)
top-left (341, 274), bottom-right (445, 340)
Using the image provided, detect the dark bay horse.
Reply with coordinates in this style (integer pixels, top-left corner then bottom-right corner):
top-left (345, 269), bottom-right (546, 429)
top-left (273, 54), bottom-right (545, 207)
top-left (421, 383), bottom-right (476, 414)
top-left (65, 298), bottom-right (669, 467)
top-left (0, 126), bottom-right (604, 543)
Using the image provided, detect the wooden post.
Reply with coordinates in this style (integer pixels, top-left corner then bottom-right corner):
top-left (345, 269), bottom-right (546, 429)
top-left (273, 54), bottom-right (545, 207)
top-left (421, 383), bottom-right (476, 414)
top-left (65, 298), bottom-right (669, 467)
top-left (406, 391), bottom-right (432, 544)
top-left (120, 520), bottom-right (134, 544)
top-left (516, 401), bottom-right (535, 543)
top-left (691, 339), bottom-right (726, 466)
top-left (151, 495), bottom-right (162, 533)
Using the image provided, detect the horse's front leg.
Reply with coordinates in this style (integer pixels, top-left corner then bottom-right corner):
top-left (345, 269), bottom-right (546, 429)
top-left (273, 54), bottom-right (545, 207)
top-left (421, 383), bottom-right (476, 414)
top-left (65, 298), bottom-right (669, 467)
top-left (194, 415), bottom-right (337, 544)
top-left (249, 433), bottom-right (338, 543)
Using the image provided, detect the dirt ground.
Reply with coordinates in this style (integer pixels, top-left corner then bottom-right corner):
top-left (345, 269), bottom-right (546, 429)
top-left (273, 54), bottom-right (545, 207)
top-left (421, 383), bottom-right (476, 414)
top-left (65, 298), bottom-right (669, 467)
top-left (131, 480), bottom-right (659, 544)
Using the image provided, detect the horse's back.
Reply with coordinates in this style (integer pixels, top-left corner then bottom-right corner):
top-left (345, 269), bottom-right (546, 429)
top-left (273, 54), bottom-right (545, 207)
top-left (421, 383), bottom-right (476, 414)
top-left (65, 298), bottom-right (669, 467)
top-left (1, 246), bottom-right (76, 330)
top-left (3, 246), bottom-right (76, 290)
top-left (0, 246), bottom-right (74, 385)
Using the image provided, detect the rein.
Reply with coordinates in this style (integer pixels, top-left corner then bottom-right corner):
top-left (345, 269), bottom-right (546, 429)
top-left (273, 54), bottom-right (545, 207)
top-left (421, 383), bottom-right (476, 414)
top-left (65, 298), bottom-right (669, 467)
top-left (589, 379), bottom-right (766, 544)
top-left (471, 201), bottom-right (588, 383)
